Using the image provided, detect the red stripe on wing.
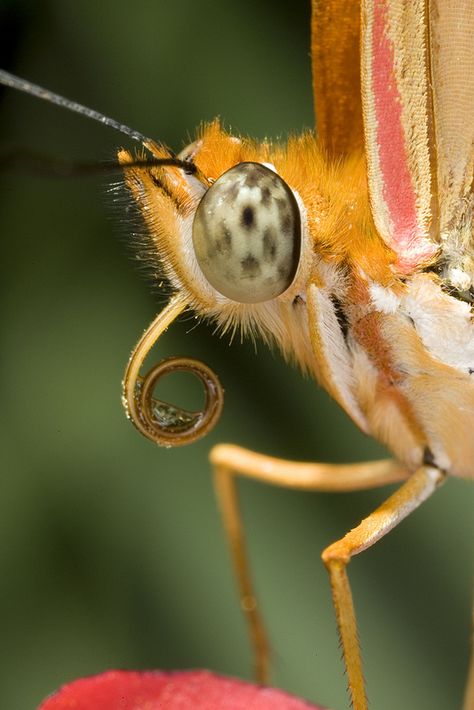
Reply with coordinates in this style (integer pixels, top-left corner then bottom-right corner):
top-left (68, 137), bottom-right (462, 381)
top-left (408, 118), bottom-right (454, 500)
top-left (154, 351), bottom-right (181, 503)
top-left (367, 0), bottom-right (437, 273)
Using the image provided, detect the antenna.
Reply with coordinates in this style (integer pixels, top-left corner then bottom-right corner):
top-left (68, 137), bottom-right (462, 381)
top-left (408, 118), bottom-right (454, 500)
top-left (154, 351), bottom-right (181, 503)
top-left (0, 68), bottom-right (152, 144)
top-left (0, 69), bottom-right (197, 174)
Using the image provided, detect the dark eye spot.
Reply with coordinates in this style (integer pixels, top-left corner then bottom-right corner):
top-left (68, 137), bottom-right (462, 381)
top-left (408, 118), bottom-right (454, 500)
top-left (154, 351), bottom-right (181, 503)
top-left (263, 229), bottom-right (277, 260)
top-left (243, 169), bottom-right (261, 187)
top-left (241, 254), bottom-right (261, 278)
top-left (215, 227), bottom-right (232, 255)
top-left (281, 212), bottom-right (292, 234)
top-left (242, 206), bottom-right (255, 229)
top-left (261, 186), bottom-right (271, 206)
top-left (227, 183), bottom-right (240, 200)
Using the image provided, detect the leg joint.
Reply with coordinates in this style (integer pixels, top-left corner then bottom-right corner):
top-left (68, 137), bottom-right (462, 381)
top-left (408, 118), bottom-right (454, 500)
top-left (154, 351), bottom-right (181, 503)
top-left (322, 543), bottom-right (350, 568)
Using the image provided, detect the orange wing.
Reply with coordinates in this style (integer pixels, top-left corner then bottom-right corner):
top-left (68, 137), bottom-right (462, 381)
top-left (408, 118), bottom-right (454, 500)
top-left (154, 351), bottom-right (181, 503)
top-left (311, 0), bottom-right (363, 157)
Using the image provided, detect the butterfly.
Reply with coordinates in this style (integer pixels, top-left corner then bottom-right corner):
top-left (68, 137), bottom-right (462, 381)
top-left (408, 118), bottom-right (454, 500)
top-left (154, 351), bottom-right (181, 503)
top-left (1, 2), bottom-right (473, 709)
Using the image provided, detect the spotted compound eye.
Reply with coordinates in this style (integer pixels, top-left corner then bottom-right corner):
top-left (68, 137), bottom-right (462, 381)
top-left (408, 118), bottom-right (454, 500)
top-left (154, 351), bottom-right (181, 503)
top-left (192, 162), bottom-right (301, 303)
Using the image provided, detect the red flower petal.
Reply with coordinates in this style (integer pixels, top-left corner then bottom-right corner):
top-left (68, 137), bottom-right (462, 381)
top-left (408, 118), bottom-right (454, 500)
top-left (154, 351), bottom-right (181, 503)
top-left (38, 669), bottom-right (327, 710)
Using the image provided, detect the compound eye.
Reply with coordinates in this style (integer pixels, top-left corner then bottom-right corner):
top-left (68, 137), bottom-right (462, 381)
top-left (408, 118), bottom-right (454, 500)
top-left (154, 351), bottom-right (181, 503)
top-left (192, 162), bottom-right (301, 303)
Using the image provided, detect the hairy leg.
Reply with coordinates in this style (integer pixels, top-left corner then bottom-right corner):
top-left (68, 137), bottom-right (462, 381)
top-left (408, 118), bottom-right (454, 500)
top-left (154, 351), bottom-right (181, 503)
top-left (322, 465), bottom-right (446, 710)
top-left (210, 443), bottom-right (409, 684)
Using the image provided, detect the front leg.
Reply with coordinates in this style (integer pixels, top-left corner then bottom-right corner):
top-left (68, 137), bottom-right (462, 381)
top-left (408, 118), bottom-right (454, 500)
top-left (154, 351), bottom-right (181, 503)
top-left (322, 465), bottom-right (446, 710)
top-left (210, 443), bottom-right (409, 685)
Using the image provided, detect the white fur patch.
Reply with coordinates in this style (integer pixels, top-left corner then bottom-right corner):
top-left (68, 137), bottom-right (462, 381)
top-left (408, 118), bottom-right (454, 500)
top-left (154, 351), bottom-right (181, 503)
top-left (307, 283), bottom-right (368, 432)
top-left (369, 282), bottom-right (401, 314)
top-left (400, 274), bottom-right (474, 372)
top-left (447, 267), bottom-right (471, 291)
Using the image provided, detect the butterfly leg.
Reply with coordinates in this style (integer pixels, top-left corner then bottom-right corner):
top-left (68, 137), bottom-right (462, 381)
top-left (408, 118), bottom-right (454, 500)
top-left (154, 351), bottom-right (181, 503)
top-left (322, 464), bottom-right (446, 710)
top-left (464, 595), bottom-right (474, 710)
top-left (210, 443), bottom-right (408, 685)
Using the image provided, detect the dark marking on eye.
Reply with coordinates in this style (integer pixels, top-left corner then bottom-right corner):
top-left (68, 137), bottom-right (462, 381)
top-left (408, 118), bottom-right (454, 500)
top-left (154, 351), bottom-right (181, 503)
top-left (222, 227), bottom-right (232, 246)
top-left (215, 227), bottom-right (232, 255)
top-left (241, 254), bottom-right (261, 278)
top-left (281, 212), bottom-right (292, 234)
top-left (242, 206), bottom-right (255, 229)
top-left (469, 367), bottom-right (474, 375)
top-left (293, 295), bottom-right (303, 307)
top-left (226, 182), bottom-right (240, 201)
top-left (261, 186), bottom-right (271, 206)
top-left (243, 168), bottom-right (265, 187)
top-left (330, 295), bottom-right (349, 340)
top-left (205, 244), bottom-right (216, 260)
top-left (263, 229), bottom-right (277, 260)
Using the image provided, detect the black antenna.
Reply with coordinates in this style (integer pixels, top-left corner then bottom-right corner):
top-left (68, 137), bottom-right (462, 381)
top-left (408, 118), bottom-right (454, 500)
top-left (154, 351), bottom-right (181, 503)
top-left (0, 68), bottom-right (151, 144)
top-left (0, 69), bottom-right (198, 175)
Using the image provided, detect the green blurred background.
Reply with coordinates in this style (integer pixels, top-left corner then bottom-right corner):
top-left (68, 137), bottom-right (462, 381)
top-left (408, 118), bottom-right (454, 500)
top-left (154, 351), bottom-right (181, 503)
top-left (0, 1), bottom-right (472, 709)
